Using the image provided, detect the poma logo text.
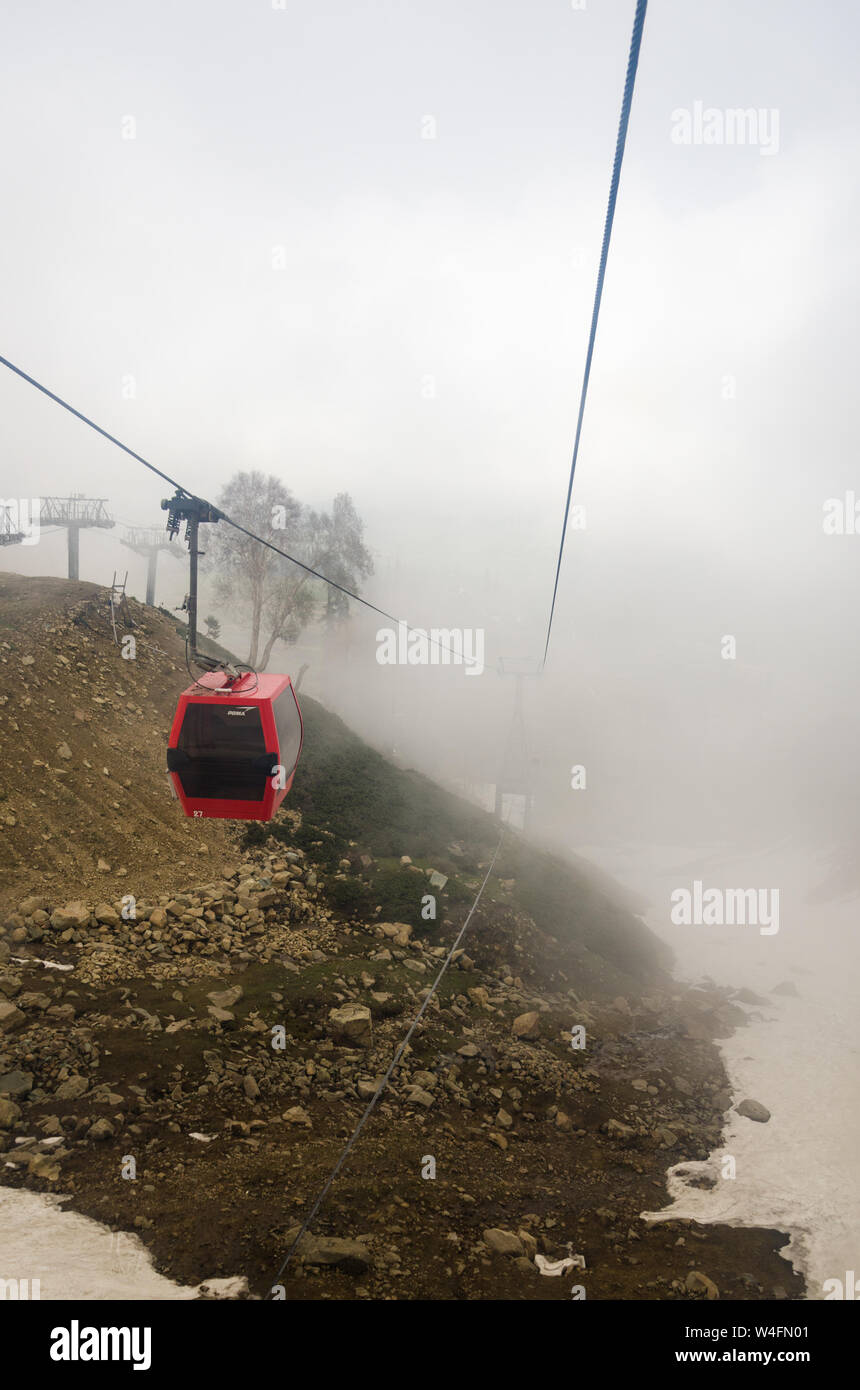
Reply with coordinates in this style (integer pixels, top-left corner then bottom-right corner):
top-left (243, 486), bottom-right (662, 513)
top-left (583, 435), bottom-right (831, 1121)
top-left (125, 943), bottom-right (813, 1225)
top-left (670, 880), bottom-right (779, 936)
top-left (0, 497), bottom-right (40, 545)
top-left (670, 102), bottom-right (780, 156)
top-left (376, 622), bottom-right (484, 676)
top-left (0, 1277), bottom-right (40, 1299)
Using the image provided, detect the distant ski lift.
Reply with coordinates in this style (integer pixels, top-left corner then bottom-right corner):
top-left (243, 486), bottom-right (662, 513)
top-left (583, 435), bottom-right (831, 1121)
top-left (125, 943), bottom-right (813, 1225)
top-left (167, 671), bottom-right (303, 821)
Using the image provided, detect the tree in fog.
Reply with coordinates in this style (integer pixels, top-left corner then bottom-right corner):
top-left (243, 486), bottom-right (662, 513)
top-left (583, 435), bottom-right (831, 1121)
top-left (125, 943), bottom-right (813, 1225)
top-left (208, 471), bottom-right (373, 669)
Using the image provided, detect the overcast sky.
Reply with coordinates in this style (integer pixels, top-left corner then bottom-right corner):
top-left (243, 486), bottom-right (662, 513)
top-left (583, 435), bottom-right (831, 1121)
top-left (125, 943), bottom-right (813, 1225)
top-left (3, 0), bottom-right (859, 860)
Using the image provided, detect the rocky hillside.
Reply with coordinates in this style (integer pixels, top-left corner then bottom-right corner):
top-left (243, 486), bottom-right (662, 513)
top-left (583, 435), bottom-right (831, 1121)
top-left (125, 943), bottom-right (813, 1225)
top-left (0, 574), bottom-right (238, 910)
top-left (0, 843), bottom-right (801, 1301)
top-left (0, 574), bottom-right (802, 1300)
top-left (0, 572), bottom-right (668, 996)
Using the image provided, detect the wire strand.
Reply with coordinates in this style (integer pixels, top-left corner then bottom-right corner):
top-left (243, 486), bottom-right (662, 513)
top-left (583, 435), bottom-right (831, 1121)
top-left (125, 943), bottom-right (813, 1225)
top-left (267, 815), bottom-right (509, 1294)
top-left (0, 353), bottom-right (478, 668)
top-left (540, 0), bottom-right (648, 668)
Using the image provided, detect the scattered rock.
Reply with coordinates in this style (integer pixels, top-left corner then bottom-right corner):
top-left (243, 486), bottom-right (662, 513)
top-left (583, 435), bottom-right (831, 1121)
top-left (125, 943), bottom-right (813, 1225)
top-left (0, 1000), bottom-right (26, 1034)
top-left (0, 1070), bottom-right (34, 1097)
top-left (603, 1118), bottom-right (636, 1140)
top-left (686, 1270), bottom-right (720, 1300)
top-left (88, 1118), bottom-right (114, 1141)
top-left (736, 1099), bottom-right (771, 1123)
top-left (54, 1074), bottom-right (90, 1101)
top-left (328, 1003), bottom-right (372, 1046)
top-left (283, 1228), bottom-right (371, 1274)
top-left (0, 1097), bottom-right (22, 1129)
top-left (207, 986), bottom-right (243, 1010)
top-left (207, 1006), bottom-right (235, 1025)
top-left (283, 1106), bottom-right (312, 1127)
top-left (405, 1086), bottom-right (434, 1109)
top-left (512, 1011), bottom-right (541, 1039)
top-left (49, 901), bottom-right (90, 930)
top-left (483, 1228), bottom-right (523, 1257)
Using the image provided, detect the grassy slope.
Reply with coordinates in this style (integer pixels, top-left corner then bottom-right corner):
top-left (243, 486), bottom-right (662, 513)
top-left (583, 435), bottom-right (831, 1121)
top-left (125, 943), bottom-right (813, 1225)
top-left (252, 693), bottom-right (673, 991)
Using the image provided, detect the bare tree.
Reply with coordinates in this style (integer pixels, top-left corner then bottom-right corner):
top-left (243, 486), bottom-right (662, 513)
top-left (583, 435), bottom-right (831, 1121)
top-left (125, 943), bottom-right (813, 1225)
top-left (207, 471), bottom-right (302, 666)
top-left (208, 473), bottom-right (373, 670)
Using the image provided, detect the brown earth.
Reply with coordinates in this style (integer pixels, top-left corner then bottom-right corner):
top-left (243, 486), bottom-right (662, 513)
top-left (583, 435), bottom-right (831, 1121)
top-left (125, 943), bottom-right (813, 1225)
top-left (0, 573), bottom-right (803, 1301)
top-left (0, 572), bottom-right (241, 910)
top-left (0, 852), bottom-right (802, 1302)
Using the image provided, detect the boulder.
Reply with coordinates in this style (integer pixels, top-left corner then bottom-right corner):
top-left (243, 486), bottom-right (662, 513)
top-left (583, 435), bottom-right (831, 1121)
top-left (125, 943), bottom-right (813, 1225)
top-left (603, 1118), bottom-right (636, 1141)
top-left (54, 1074), bottom-right (90, 1101)
top-left (518, 1229), bottom-right (538, 1260)
top-left (512, 1011), bottom-right (541, 1039)
top-left (0, 1097), bottom-right (22, 1129)
top-left (0, 1070), bottom-right (33, 1097)
top-left (734, 987), bottom-right (768, 1006)
top-left (653, 1126), bottom-right (677, 1147)
top-left (17, 992), bottom-right (51, 1011)
top-left (207, 1007), bottom-right (235, 1025)
top-left (483, 1228), bottom-right (523, 1257)
top-left (26, 1153), bottom-right (61, 1181)
top-left (49, 901), bottom-right (90, 930)
top-left (282, 1106), bottom-right (312, 1127)
top-left (283, 1228), bottom-right (371, 1273)
top-left (404, 1086), bottom-right (434, 1108)
top-left (736, 1098), bottom-right (771, 1123)
top-left (18, 896), bottom-right (50, 917)
top-left (207, 985), bottom-right (243, 1010)
top-left (328, 1004), bottom-right (372, 1046)
top-left (0, 1000), bottom-right (26, 1034)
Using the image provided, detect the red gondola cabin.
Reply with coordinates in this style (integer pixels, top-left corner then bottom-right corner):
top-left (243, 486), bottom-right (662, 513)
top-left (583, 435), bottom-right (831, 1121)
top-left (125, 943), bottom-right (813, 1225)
top-left (167, 671), bottom-right (303, 820)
